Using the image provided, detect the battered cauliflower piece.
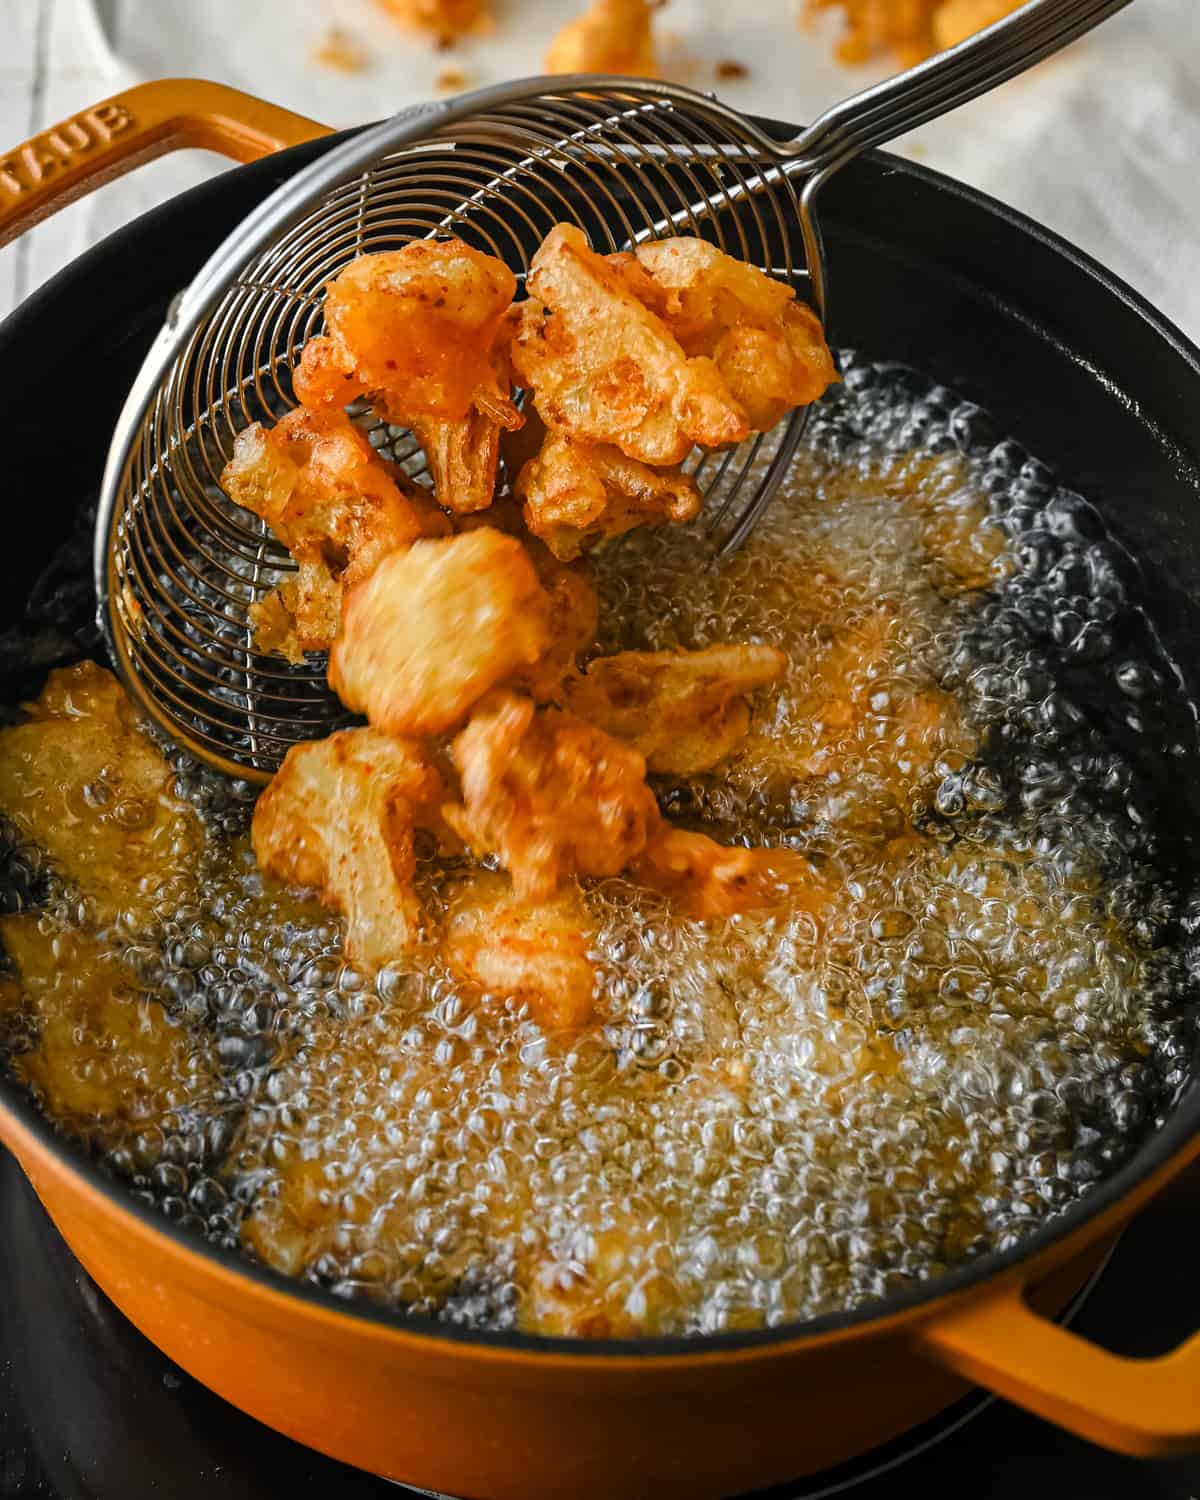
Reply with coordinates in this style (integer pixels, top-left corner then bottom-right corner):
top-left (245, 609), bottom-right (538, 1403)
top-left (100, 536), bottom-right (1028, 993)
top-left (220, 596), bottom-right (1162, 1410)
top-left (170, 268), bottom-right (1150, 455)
top-left (409, 402), bottom-right (506, 517)
top-left (293, 241), bottom-right (521, 513)
top-left (442, 871), bottom-right (597, 1031)
top-left (0, 662), bottom-right (201, 928)
top-left (933, 0), bottom-right (1024, 49)
top-left (521, 1214), bottom-right (681, 1337)
top-left (545, 0), bottom-right (660, 77)
top-left (406, 309), bottom-right (523, 513)
top-left (251, 728), bottom-right (443, 972)
top-left (445, 691), bottom-right (660, 903)
top-left (626, 239), bottom-right (838, 432)
top-left (635, 827), bottom-right (833, 922)
top-left (512, 224), bottom-right (750, 467)
top-left (377, 0), bottom-right (490, 44)
top-left (0, 916), bottom-right (214, 1143)
top-left (789, 607), bottom-right (973, 786)
top-left (563, 643), bottom-right (786, 774)
top-left (238, 1154), bottom-right (331, 1278)
top-left (735, 602), bottom-right (977, 850)
top-left (805, 0), bottom-right (1020, 65)
top-left (515, 432), bottom-right (700, 562)
top-left (511, 543), bottom-right (601, 703)
top-left (450, 500), bottom-right (600, 701)
top-left (329, 530), bottom-right (553, 738)
top-left (221, 407), bottom-right (449, 658)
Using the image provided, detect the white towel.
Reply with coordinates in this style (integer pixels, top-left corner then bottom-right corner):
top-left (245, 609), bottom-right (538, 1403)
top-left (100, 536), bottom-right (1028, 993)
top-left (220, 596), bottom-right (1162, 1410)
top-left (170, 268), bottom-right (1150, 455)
top-left (14, 0), bottom-right (1200, 341)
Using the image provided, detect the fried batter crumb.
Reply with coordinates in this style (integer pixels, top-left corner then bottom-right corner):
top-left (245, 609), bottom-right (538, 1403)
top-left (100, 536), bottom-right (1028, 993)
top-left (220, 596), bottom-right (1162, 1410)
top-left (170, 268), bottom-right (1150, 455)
top-left (312, 27), bottom-right (367, 73)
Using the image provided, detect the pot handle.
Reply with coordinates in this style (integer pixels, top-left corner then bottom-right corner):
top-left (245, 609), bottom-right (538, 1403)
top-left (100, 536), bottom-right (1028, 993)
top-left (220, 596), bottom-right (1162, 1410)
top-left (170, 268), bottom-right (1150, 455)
top-left (0, 78), bottom-right (329, 250)
top-left (919, 1282), bottom-right (1200, 1456)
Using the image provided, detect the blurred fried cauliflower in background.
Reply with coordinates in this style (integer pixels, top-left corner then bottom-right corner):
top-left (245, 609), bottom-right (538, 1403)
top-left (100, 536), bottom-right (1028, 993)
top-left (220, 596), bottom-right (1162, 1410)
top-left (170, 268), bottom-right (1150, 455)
top-left (377, 0), bottom-right (491, 45)
top-left (370, 0), bottom-right (1023, 74)
top-left (804, 0), bottom-right (1024, 67)
top-left (544, 0), bottom-right (661, 77)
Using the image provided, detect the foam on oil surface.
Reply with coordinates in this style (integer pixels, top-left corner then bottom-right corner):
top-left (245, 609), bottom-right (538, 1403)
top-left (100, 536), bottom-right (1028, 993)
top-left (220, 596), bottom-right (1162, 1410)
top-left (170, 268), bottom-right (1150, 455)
top-left (2, 355), bottom-right (1198, 1336)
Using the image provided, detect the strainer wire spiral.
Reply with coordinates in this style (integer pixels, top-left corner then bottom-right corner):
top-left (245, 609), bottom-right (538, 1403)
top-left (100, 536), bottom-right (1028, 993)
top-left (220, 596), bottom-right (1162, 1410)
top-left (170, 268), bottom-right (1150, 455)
top-left (96, 1), bottom-right (1130, 782)
top-left (99, 80), bottom-right (820, 782)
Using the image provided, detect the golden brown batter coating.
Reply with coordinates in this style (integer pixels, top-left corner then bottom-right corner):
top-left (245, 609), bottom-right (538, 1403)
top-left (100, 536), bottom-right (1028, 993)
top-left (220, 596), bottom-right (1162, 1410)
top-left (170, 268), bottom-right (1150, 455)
top-left (634, 826), bottom-right (832, 922)
top-left (515, 432), bottom-right (700, 562)
top-left (510, 545), bottom-right (601, 703)
top-left (0, 916), bottom-right (213, 1141)
top-left (0, 662), bottom-right (201, 928)
top-left (446, 498), bottom-right (601, 701)
top-left (512, 224), bottom-right (750, 467)
top-left (623, 239), bottom-right (838, 432)
top-left (294, 241), bottom-right (521, 513)
top-left (563, 642), bottom-right (787, 774)
top-left (442, 870), bottom-right (597, 1031)
top-left (221, 406), bottom-right (449, 658)
top-left (445, 691), bottom-right (660, 902)
top-left (328, 529), bottom-right (553, 738)
top-left (251, 728), bottom-right (443, 972)
top-left (520, 1214), bottom-right (681, 1337)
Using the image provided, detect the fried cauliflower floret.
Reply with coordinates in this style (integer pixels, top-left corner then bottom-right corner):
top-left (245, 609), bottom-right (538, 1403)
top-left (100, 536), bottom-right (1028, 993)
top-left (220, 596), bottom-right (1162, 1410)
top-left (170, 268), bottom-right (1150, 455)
top-left (626, 239), bottom-right (838, 431)
top-left (510, 544), bottom-right (600, 703)
top-left (409, 401), bottom-right (505, 517)
top-left (521, 1211), bottom-right (681, 1337)
top-left (805, 0), bottom-right (1019, 64)
top-left (222, 407), bottom-right (449, 658)
top-left (805, 0), bottom-right (941, 64)
top-left (0, 916), bottom-right (214, 1141)
top-left (445, 691), bottom-right (659, 903)
top-left (406, 309), bottom-right (522, 513)
top-left (329, 530), bottom-right (553, 738)
top-left (0, 662), bottom-right (201, 928)
top-left (564, 643), bottom-right (786, 774)
top-left (294, 241), bottom-right (521, 513)
top-left (933, 0), bottom-right (1024, 49)
top-left (446, 499), bottom-right (599, 701)
top-left (377, 0), bottom-right (490, 44)
top-left (790, 607), bottom-right (974, 786)
top-left (516, 432), bottom-right (700, 562)
top-left (252, 729), bottom-right (443, 973)
top-left (545, 0), bottom-right (660, 77)
top-left (442, 871), bottom-right (597, 1031)
top-left (634, 826), bottom-right (832, 922)
top-left (512, 224), bottom-right (750, 467)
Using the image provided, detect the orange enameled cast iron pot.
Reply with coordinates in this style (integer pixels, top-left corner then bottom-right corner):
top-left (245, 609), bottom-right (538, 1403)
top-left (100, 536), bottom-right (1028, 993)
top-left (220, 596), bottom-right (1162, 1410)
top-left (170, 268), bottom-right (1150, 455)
top-left (3, 79), bottom-right (1200, 1499)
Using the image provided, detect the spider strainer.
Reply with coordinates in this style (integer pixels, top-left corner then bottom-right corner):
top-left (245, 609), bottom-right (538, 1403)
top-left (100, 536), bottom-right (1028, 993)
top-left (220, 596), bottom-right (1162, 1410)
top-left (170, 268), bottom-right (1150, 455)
top-left (95, 0), bottom-right (1129, 782)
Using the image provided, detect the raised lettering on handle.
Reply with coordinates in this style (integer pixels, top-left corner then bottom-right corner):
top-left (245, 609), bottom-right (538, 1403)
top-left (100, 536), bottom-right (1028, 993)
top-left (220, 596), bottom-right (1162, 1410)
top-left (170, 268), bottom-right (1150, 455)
top-left (0, 79), bottom-right (327, 249)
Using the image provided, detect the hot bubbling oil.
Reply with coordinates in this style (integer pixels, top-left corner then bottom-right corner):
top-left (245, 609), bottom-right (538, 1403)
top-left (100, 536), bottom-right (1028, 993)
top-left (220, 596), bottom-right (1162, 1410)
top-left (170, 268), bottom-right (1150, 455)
top-left (1, 355), bottom-right (1197, 1337)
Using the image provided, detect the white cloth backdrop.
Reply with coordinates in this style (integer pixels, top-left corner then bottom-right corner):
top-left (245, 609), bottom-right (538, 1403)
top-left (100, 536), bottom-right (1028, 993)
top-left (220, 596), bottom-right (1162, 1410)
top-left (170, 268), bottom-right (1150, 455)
top-left (1, 0), bottom-right (1198, 340)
